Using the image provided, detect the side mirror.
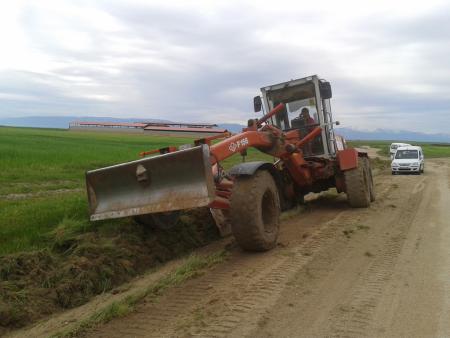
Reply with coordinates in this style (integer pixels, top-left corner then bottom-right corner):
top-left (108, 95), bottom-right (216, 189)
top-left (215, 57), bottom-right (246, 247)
top-left (319, 81), bottom-right (332, 99)
top-left (253, 96), bottom-right (262, 112)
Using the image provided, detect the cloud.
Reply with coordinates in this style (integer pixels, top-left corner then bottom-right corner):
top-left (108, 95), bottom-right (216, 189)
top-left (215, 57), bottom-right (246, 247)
top-left (0, 0), bottom-right (449, 133)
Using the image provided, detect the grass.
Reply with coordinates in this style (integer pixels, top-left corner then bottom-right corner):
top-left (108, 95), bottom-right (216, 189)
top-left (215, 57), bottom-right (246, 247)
top-left (51, 251), bottom-right (228, 338)
top-left (0, 126), bottom-right (270, 256)
top-left (347, 140), bottom-right (450, 158)
top-left (0, 127), bottom-right (195, 192)
top-left (0, 192), bottom-right (87, 255)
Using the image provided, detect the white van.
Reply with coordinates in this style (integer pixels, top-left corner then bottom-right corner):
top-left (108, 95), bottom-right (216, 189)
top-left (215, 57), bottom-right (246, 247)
top-left (391, 146), bottom-right (424, 175)
top-left (389, 143), bottom-right (411, 159)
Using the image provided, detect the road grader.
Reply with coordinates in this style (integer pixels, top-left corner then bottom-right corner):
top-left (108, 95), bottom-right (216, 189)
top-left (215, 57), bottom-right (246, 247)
top-left (86, 75), bottom-right (375, 251)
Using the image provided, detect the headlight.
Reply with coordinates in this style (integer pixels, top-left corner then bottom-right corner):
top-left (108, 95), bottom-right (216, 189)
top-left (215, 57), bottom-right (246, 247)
top-left (411, 162), bottom-right (419, 166)
top-left (391, 162), bottom-right (399, 167)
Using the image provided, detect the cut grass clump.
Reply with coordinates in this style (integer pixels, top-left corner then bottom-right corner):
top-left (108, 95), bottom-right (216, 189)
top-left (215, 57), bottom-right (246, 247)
top-left (356, 224), bottom-right (370, 231)
top-left (370, 157), bottom-right (390, 171)
top-left (0, 208), bottom-right (221, 335)
top-left (343, 229), bottom-right (354, 238)
top-left (51, 218), bottom-right (91, 252)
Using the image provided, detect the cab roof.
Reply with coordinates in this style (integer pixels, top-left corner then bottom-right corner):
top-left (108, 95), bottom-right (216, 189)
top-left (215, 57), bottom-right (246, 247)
top-left (396, 145), bottom-right (422, 151)
top-left (390, 142), bottom-right (411, 147)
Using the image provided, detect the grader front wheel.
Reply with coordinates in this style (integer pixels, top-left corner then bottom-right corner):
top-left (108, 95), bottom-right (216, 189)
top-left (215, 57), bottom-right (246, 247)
top-left (230, 170), bottom-right (280, 251)
top-left (344, 158), bottom-right (371, 208)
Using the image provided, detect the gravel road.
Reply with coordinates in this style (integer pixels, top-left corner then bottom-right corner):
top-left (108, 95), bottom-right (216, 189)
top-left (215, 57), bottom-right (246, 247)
top-left (81, 158), bottom-right (450, 338)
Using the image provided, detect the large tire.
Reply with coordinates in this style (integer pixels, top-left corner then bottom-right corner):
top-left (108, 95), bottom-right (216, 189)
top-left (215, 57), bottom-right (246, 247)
top-left (362, 157), bottom-right (376, 202)
top-left (344, 158), bottom-right (371, 208)
top-left (230, 170), bottom-right (280, 251)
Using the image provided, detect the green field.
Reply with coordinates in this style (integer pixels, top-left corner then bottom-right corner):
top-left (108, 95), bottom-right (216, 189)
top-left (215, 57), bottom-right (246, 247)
top-left (0, 126), bottom-right (270, 255)
top-left (347, 140), bottom-right (450, 158)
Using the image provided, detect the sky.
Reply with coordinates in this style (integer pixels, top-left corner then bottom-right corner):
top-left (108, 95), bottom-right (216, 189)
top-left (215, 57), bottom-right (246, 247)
top-left (0, 0), bottom-right (449, 133)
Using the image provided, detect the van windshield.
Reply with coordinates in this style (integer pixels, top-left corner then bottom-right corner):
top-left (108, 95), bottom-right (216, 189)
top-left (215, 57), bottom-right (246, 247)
top-left (395, 150), bottom-right (418, 159)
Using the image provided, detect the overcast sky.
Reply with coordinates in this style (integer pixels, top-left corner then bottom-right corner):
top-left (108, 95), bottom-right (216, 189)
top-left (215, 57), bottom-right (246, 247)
top-left (0, 0), bottom-right (449, 133)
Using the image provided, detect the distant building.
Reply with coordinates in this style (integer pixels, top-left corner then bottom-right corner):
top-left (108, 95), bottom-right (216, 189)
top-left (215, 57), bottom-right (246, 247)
top-left (69, 121), bottom-right (148, 133)
top-left (69, 121), bottom-right (227, 137)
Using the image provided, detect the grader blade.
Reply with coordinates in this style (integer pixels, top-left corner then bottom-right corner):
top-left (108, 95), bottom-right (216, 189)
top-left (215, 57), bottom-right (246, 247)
top-left (86, 145), bottom-right (215, 221)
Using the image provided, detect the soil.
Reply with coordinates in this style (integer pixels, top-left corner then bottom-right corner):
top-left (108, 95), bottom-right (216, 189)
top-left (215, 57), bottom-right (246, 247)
top-left (83, 159), bottom-right (450, 337)
top-left (0, 208), bottom-right (219, 336)
top-left (8, 157), bottom-right (450, 338)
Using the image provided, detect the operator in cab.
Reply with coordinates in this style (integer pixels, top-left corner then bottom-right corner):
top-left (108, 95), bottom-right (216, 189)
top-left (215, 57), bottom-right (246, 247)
top-left (291, 107), bottom-right (317, 156)
top-left (300, 108), bottom-right (315, 132)
top-left (291, 107), bottom-right (316, 133)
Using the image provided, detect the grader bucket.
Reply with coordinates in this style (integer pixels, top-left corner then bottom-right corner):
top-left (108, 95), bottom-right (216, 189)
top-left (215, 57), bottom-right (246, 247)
top-left (86, 145), bottom-right (215, 221)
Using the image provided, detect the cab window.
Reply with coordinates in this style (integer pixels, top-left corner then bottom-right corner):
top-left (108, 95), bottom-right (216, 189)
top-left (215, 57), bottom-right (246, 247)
top-left (286, 98), bottom-right (318, 125)
top-left (395, 150), bottom-right (418, 159)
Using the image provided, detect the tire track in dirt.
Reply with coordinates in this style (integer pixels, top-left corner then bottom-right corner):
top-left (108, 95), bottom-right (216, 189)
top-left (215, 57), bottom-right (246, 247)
top-left (253, 163), bottom-right (444, 338)
top-left (89, 221), bottom-right (341, 337)
top-left (327, 181), bottom-right (425, 338)
top-left (87, 174), bottom-right (399, 338)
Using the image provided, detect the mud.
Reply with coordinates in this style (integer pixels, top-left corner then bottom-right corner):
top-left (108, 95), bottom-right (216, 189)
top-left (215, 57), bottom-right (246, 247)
top-left (0, 208), bottom-right (219, 335)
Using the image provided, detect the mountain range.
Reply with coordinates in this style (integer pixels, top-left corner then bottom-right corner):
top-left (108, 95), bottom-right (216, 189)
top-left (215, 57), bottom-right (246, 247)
top-left (1, 115), bottom-right (449, 143)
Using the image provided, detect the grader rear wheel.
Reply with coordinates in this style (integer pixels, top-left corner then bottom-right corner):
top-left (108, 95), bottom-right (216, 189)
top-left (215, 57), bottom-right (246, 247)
top-left (344, 158), bottom-right (371, 208)
top-left (230, 170), bottom-right (280, 251)
top-left (362, 157), bottom-right (376, 202)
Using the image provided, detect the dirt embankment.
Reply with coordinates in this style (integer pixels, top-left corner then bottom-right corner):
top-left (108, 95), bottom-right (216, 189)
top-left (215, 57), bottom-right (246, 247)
top-left (65, 159), bottom-right (450, 338)
top-left (0, 208), bottom-right (219, 336)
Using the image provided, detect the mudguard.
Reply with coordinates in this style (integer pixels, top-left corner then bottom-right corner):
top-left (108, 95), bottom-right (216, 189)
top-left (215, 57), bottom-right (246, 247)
top-left (228, 161), bottom-right (291, 211)
top-left (228, 161), bottom-right (277, 177)
top-left (337, 148), bottom-right (364, 171)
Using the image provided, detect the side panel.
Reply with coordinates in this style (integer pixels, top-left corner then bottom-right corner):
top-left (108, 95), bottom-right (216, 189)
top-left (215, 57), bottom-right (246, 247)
top-left (337, 148), bottom-right (362, 171)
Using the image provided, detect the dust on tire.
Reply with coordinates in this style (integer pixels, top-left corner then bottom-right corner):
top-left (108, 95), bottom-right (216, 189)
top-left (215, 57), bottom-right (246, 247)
top-left (363, 157), bottom-right (376, 202)
top-left (345, 158), bottom-right (371, 208)
top-left (229, 170), bottom-right (280, 251)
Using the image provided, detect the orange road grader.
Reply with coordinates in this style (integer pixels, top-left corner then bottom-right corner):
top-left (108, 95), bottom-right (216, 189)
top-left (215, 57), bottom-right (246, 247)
top-left (86, 75), bottom-right (375, 251)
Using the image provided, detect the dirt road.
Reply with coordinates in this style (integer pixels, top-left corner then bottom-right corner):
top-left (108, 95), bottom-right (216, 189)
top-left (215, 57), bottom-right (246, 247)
top-left (79, 159), bottom-right (450, 337)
